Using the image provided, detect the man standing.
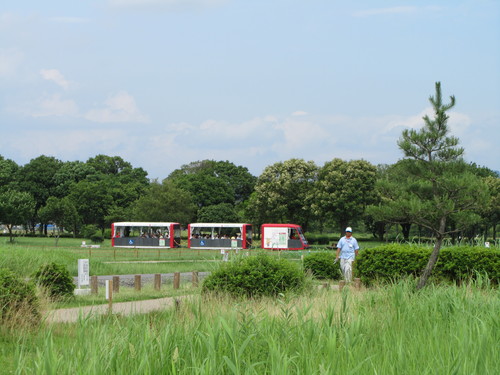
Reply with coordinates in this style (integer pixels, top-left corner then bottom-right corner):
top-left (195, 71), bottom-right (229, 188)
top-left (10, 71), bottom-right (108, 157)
top-left (336, 227), bottom-right (359, 282)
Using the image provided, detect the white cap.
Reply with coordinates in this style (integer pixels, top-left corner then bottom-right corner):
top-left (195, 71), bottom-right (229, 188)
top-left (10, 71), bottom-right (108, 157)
top-left (345, 227), bottom-right (352, 232)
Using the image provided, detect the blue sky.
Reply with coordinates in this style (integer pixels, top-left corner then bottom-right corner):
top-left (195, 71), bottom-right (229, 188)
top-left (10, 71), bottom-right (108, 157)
top-left (1, 0), bottom-right (499, 179)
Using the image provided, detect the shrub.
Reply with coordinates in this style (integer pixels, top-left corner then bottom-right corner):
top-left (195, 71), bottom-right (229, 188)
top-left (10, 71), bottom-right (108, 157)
top-left (202, 253), bottom-right (306, 297)
top-left (303, 252), bottom-right (342, 280)
top-left (90, 232), bottom-right (104, 243)
top-left (0, 268), bottom-right (40, 326)
top-left (32, 263), bottom-right (75, 299)
top-left (81, 224), bottom-right (99, 239)
top-left (355, 244), bottom-right (500, 285)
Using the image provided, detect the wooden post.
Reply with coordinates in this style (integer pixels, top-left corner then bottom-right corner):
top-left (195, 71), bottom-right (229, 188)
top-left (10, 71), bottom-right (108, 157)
top-left (354, 278), bottom-right (361, 290)
top-left (113, 276), bottom-right (120, 293)
top-left (339, 280), bottom-right (346, 291)
top-left (135, 274), bottom-right (141, 291)
top-left (108, 279), bottom-right (113, 313)
top-left (154, 274), bottom-right (161, 290)
top-left (91, 275), bottom-right (98, 294)
top-left (192, 271), bottom-right (199, 288)
top-left (173, 272), bottom-right (180, 289)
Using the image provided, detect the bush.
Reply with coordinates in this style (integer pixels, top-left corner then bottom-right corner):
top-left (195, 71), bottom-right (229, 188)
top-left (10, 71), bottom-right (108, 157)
top-left (202, 253), bottom-right (306, 298)
top-left (81, 224), bottom-right (99, 239)
top-left (90, 232), bottom-right (104, 243)
top-left (355, 244), bottom-right (500, 285)
top-left (0, 268), bottom-right (40, 326)
top-left (303, 252), bottom-right (342, 280)
top-left (32, 263), bottom-right (75, 299)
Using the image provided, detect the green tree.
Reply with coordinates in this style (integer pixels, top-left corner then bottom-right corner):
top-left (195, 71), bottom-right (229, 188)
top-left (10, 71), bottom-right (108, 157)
top-left (482, 176), bottom-right (500, 240)
top-left (197, 203), bottom-right (241, 223)
top-left (38, 197), bottom-right (79, 245)
top-left (366, 161), bottom-right (416, 241)
top-left (132, 180), bottom-right (196, 226)
top-left (166, 160), bottom-right (256, 208)
top-left (312, 158), bottom-right (377, 236)
top-left (52, 161), bottom-right (97, 199)
top-left (371, 82), bottom-right (490, 289)
top-left (68, 179), bottom-right (114, 232)
top-left (251, 159), bottom-right (318, 230)
top-left (16, 155), bottom-right (63, 233)
top-left (0, 156), bottom-right (19, 191)
top-left (0, 190), bottom-right (35, 242)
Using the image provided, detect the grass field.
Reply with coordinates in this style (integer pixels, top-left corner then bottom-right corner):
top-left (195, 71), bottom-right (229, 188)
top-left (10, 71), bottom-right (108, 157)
top-left (1, 237), bottom-right (498, 374)
top-left (0, 236), bottom-right (383, 277)
top-left (1, 280), bottom-right (498, 374)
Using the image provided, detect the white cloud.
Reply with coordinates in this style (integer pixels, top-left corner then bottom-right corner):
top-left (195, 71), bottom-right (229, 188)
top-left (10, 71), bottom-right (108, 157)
top-left (382, 108), bottom-right (472, 137)
top-left (32, 94), bottom-right (79, 118)
top-left (40, 69), bottom-right (72, 90)
top-left (291, 110), bottom-right (307, 116)
top-left (84, 91), bottom-right (148, 123)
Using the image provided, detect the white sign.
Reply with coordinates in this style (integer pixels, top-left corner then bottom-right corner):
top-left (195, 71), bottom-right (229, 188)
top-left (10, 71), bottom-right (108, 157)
top-left (106, 280), bottom-right (110, 300)
top-left (263, 227), bottom-right (288, 248)
top-left (78, 259), bottom-right (90, 287)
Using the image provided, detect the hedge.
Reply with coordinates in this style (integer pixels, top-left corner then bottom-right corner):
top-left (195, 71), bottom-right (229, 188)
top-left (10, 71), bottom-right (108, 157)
top-left (355, 244), bottom-right (500, 285)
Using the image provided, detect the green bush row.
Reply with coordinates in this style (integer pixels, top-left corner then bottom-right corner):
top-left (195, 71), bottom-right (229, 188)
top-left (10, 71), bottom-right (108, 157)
top-left (355, 244), bottom-right (500, 285)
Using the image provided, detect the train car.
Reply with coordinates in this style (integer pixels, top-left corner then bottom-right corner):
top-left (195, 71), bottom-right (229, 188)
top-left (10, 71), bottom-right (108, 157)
top-left (188, 223), bottom-right (252, 249)
top-left (261, 223), bottom-right (309, 250)
top-left (111, 222), bottom-right (181, 248)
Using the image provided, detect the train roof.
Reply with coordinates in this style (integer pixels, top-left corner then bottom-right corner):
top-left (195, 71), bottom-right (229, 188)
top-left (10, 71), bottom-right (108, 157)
top-left (188, 223), bottom-right (251, 228)
top-left (113, 222), bottom-right (179, 227)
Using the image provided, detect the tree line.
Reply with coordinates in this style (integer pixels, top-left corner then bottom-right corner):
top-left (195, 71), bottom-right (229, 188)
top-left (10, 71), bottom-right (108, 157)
top-left (1, 83), bottom-right (499, 248)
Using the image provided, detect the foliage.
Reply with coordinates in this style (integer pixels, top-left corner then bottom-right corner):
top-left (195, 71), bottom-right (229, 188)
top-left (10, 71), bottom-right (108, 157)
top-left (38, 196), bottom-right (79, 245)
top-left (32, 262), bottom-right (75, 299)
top-left (0, 268), bottom-right (40, 326)
top-left (0, 156), bottom-right (19, 191)
top-left (132, 180), bottom-right (197, 225)
top-left (167, 160), bottom-right (256, 208)
top-left (15, 155), bottom-right (63, 216)
top-left (0, 190), bottom-right (36, 242)
top-left (197, 203), bottom-right (241, 223)
top-left (7, 283), bottom-right (500, 374)
top-left (355, 244), bottom-right (499, 285)
top-left (313, 158), bottom-right (377, 236)
top-left (368, 82), bottom-right (491, 289)
top-left (303, 252), bottom-right (342, 280)
top-left (250, 159), bottom-right (318, 230)
top-left (482, 176), bottom-right (500, 239)
top-left (202, 253), bottom-right (306, 297)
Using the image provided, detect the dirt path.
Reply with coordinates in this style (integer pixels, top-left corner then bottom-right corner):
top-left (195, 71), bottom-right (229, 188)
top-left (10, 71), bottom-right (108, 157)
top-left (45, 295), bottom-right (189, 323)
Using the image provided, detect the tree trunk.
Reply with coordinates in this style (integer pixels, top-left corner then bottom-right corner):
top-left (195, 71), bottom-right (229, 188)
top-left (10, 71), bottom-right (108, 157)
top-left (417, 217), bottom-right (446, 289)
top-left (7, 225), bottom-right (14, 243)
top-left (401, 223), bottom-right (411, 241)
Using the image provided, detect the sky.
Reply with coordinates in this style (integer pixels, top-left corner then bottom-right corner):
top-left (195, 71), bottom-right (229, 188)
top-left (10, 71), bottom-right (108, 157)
top-left (1, 0), bottom-right (499, 179)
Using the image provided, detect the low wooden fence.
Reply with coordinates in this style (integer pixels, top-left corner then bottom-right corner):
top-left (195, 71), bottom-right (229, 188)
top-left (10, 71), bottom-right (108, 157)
top-left (90, 271), bottom-right (201, 294)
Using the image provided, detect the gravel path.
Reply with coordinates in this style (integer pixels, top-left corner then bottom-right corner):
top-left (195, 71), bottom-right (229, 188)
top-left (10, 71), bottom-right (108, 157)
top-left (45, 295), bottom-right (193, 323)
top-left (44, 272), bottom-right (211, 324)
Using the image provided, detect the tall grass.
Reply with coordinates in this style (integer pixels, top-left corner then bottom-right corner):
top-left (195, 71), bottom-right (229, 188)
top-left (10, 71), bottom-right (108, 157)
top-left (7, 280), bottom-right (499, 374)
